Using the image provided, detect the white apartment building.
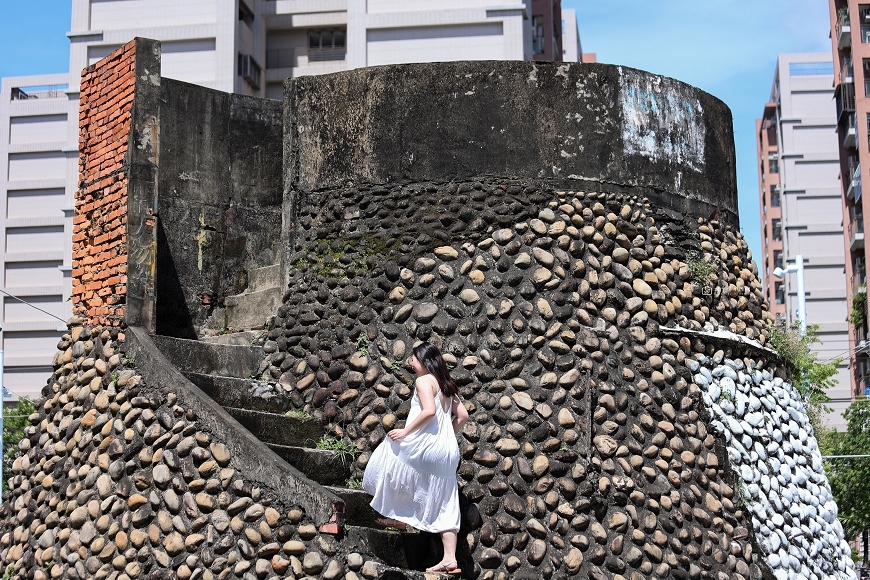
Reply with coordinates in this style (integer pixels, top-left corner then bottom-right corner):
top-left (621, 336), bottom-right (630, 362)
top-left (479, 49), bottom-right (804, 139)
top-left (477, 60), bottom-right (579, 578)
top-left (757, 53), bottom-right (851, 430)
top-left (0, 0), bottom-right (583, 400)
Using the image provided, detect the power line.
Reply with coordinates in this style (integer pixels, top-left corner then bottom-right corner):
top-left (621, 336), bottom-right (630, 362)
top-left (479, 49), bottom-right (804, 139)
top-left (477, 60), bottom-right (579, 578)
top-left (0, 289), bottom-right (66, 324)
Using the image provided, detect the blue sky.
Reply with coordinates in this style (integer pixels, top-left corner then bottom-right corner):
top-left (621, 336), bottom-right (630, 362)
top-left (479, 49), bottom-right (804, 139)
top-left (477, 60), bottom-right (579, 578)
top-left (0, 1), bottom-right (71, 80)
top-left (0, 0), bottom-right (835, 262)
top-left (567, 0), bottom-right (834, 263)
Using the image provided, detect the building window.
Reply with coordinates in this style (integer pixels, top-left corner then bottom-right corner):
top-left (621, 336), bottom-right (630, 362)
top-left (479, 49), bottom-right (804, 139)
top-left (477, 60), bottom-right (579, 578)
top-left (305, 29), bottom-right (347, 62)
top-left (772, 219), bottom-right (782, 242)
top-left (773, 250), bottom-right (783, 269)
top-left (532, 16), bottom-right (545, 55)
top-left (771, 186), bottom-right (781, 207)
top-left (768, 158), bottom-right (779, 174)
top-left (309, 29), bottom-right (346, 51)
top-left (775, 282), bottom-right (785, 305)
top-left (788, 62), bottom-right (834, 76)
top-left (238, 0), bottom-right (254, 26)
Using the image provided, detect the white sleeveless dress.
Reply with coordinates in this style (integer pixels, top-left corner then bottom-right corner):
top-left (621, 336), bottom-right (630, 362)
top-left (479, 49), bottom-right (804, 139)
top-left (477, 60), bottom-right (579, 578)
top-left (363, 382), bottom-right (461, 533)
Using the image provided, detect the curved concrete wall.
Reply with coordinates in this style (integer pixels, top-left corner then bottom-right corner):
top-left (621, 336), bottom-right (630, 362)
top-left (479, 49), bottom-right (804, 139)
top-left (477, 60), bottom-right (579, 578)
top-left (284, 62), bottom-right (737, 222)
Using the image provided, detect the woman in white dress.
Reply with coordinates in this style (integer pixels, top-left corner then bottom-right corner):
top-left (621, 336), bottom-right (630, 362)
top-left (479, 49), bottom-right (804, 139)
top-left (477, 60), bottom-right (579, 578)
top-left (363, 341), bottom-right (470, 575)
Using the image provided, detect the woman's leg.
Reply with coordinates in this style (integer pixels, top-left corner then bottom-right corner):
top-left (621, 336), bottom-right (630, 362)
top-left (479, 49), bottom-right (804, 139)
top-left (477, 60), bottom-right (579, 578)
top-left (426, 528), bottom-right (461, 572)
top-left (440, 529), bottom-right (458, 563)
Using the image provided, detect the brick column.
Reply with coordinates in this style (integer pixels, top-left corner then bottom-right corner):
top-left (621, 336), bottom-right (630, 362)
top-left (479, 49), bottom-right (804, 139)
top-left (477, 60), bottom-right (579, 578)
top-left (72, 38), bottom-right (161, 330)
top-left (72, 41), bottom-right (136, 326)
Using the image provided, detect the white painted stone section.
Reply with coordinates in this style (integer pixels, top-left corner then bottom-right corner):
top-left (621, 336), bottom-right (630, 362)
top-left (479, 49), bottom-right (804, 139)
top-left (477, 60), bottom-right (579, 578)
top-left (618, 66), bottom-right (706, 173)
top-left (687, 328), bottom-right (856, 580)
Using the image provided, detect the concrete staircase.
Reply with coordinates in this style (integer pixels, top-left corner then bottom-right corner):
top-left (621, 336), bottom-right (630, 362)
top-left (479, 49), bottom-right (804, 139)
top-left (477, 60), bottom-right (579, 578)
top-left (151, 334), bottom-right (449, 579)
top-left (223, 264), bottom-right (283, 331)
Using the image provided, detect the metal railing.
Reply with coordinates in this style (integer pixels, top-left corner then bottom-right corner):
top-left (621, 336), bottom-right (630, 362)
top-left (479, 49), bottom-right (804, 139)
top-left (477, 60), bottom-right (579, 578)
top-left (11, 85), bottom-right (66, 101)
top-left (853, 264), bottom-right (867, 292)
top-left (849, 215), bottom-right (865, 241)
top-left (841, 57), bottom-right (854, 85)
top-left (838, 82), bottom-right (857, 122)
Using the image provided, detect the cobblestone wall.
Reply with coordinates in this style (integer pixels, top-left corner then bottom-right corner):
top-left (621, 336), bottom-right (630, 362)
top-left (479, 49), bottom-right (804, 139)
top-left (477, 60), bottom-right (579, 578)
top-left (259, 181), bottom-right (855, 579)
top-left (0, 321), bottom-right (370, 580)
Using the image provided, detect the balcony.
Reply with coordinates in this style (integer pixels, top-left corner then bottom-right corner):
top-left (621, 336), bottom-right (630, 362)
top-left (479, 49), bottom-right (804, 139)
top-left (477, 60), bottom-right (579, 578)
top-left (838, 9), bottom-right (852, 48)
top-left (837, 82), bottom-right (857, 123)
top-left (848, 161), bottom-right (863, 201)
top-left (850, 215), bottom-right (865, 251)
top-left (841, 57), bottom-right (854, 85)
top-left (857, 358), bottom-right (870, 397)
top-left (845, 113), bottom-right (858, 149)
top-left (853, 260), bottom-right (867, 292)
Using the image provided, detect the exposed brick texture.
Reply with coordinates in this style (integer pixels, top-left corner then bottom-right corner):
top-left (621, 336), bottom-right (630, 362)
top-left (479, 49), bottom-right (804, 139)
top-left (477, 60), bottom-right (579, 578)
top-left (72, 41), bottom-right (136, 327)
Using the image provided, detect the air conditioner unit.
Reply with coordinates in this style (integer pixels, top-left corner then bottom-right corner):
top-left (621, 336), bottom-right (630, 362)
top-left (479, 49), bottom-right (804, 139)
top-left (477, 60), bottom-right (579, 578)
top-left (238, 54), bottom-right (261, 90)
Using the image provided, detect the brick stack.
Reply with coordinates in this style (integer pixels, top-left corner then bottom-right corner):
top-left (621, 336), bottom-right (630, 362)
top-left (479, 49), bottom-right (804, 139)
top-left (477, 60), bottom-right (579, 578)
top-left (72, 41), bottom-right (136, 327)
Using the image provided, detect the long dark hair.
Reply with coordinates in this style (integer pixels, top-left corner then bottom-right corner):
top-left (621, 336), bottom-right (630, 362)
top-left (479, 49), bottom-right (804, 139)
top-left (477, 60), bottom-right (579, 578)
top-left (413, 342), bottom-right (459, 399)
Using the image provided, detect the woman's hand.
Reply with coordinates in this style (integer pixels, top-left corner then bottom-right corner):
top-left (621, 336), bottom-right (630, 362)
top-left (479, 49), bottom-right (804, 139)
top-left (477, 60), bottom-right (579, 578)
top-left (388, 429), bottom-right (408, 441)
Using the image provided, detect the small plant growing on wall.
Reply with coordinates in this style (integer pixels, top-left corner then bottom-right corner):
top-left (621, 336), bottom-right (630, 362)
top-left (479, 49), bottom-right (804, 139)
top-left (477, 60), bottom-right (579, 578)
top-left (685, 250), bottom-right (716, 288)
top-left (849, 287), bottom-right (866, 328)
top-left (315, 435), bottom-right (360, 466)
top-left (356, 334), bottom-right (369, 357)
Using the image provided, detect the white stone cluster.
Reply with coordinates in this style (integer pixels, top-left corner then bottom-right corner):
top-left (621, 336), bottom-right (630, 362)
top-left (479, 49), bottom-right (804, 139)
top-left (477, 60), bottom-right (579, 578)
top-left (690, 347), bottom-right (856, 580)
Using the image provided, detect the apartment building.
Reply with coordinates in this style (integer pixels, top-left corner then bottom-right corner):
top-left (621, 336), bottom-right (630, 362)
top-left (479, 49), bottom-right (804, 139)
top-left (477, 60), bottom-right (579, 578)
top-left (0, 0), bottom-right (585, 400)
top-left (757, 53), bottom-right (851, 430)
top-left (828, 0), bottom-right (870, 409)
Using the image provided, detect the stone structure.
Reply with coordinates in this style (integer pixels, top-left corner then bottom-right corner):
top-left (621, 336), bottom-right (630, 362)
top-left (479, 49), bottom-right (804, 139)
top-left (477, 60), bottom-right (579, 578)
top-left (0, 39), bottom-right (856, 580)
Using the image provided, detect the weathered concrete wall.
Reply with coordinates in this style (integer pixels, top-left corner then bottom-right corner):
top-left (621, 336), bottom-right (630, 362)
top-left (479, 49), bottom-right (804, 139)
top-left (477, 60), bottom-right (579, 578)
top-left (284, 62), bottom-right (736, 218)
top-left (156, 79), bottom-right (283, 338)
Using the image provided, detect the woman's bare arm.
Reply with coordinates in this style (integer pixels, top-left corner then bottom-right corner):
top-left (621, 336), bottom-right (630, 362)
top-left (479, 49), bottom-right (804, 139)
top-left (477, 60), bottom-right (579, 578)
top-left (451, 395), bottom-right (469, 433)
top-left (388, 376), bottom-right (437, 440)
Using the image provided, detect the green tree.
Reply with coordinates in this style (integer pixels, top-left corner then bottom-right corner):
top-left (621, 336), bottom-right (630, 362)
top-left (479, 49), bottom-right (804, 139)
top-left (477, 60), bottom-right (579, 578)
top-left (2, 397), bottom-right (35, 492)
top-left (767, 323), bottom-right (842, 434)
top-left (823, 398), bottom-right (870, 564)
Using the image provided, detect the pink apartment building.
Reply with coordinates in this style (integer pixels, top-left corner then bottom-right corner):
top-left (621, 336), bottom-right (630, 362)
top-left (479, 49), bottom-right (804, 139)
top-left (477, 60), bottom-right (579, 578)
top-left (829, 0), bottom-right (870, 405)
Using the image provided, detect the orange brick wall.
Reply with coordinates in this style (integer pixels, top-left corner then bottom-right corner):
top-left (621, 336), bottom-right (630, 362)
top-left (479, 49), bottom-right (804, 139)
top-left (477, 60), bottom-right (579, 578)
top-left (72, 41), bottom-right (137, 327)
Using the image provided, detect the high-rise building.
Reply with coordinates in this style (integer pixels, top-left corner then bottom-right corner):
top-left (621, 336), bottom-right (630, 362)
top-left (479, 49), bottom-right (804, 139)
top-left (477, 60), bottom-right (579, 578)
top-left (828, 0), bottom-right (870, 407)
top-left (0, 0), bottom-right (583, 400)
top-left (757, 53), bottom-right (851, 430)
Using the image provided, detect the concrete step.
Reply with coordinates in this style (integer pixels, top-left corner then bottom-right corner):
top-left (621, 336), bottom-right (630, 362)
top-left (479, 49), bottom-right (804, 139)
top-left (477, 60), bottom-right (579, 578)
top-left (225, 286), bottom-right (282, 331)
top-left (326, 487), bottom-right (381, 528)
top-left (184, 373), bottom-right (290, 414)
top-left (343, 525), bottom-right (441, 572)
top-left (151, 334), bottom-right (264, 378)
top-left (268, 444), bottom-right (351, 486)
top-left (361, 564), bottom-right (452, 580)
top-left (223, 406), bottom-right (325, 447)
top-left (200, 330), bottom-right (261, 346)
top-left (248, 264), bottom-right (281, 293)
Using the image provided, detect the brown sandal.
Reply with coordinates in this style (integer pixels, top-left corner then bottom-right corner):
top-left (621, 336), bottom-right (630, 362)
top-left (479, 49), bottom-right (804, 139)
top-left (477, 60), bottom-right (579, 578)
top-left (425, 561), bottom-right (461, 575)
top-left (374, 517), bottom-right (407, 530)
